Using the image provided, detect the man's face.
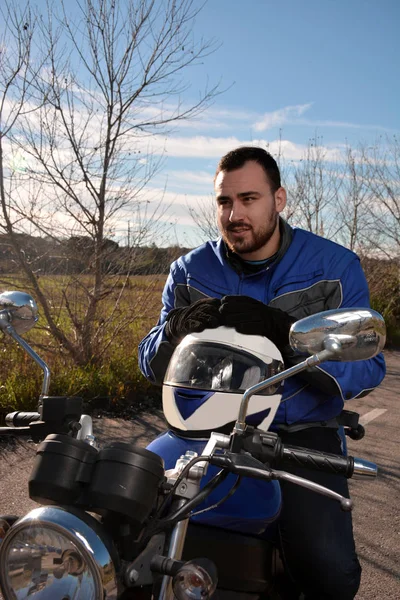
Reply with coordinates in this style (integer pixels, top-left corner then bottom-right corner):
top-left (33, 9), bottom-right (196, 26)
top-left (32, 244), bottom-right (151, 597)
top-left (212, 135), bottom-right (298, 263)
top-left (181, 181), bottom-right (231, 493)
top-left (215, 161), bottom-right (286, 259)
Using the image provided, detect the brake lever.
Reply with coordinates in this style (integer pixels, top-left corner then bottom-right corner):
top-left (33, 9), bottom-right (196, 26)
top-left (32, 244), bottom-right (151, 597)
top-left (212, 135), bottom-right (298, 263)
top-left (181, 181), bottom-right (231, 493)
top-left (270, 470), bottom-right (353, 511)
top-left (209, 453), bottom-right (353, 511)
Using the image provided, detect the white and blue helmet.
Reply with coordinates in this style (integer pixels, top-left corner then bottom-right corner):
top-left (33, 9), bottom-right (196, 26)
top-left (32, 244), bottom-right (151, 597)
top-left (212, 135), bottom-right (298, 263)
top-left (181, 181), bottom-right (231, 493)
top-left (163, 326), bottom-right (284, 435)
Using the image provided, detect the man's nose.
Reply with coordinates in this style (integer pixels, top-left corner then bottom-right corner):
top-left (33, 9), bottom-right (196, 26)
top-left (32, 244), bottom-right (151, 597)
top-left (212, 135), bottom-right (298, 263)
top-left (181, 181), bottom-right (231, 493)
top-left (229, 201), bottom-right (245, 222)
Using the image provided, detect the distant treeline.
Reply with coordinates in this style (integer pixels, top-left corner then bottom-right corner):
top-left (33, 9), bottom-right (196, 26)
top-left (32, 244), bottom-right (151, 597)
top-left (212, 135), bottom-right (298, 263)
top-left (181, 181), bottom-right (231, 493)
top-left (1, 233), bottom-right (398, 344)
top-left (0, 233), bottom-right (191, 276)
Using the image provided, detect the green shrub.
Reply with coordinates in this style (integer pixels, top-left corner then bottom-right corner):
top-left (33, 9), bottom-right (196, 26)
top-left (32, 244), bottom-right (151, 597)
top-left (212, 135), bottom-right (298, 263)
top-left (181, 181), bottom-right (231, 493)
top-left (0, 322), bottom-right (161, 425)
top-left (361, 257), bottom-right (400, 346)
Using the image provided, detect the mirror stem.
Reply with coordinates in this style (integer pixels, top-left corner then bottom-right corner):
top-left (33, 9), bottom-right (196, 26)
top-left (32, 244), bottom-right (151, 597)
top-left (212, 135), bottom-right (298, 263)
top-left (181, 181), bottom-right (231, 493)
top-left (4, 324), bottom-right (50, 398)
top-left (234, 346), bottom-right (340, 433)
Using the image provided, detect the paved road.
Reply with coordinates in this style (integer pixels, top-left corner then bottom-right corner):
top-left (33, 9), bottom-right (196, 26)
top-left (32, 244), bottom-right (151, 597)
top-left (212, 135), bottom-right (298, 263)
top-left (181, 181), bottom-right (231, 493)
top-left (346, 350), bottom-right (400, 599)
top-left (0, 351), bottom-right (399, 598)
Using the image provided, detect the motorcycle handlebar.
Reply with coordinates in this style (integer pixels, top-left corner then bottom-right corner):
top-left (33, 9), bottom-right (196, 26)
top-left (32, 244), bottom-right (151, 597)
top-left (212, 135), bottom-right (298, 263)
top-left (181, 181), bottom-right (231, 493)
top-left (280, 444), bottom-right (354, 478)
top-left (241, 432), bottom-right (358, 479)
top-left (5, 411), bottom-right (41, 428)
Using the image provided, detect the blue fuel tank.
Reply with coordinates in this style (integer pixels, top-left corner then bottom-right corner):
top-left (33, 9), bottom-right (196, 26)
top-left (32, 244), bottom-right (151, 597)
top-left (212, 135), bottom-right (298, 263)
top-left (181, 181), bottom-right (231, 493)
top-left (147, 431), bottom-right (281, 536)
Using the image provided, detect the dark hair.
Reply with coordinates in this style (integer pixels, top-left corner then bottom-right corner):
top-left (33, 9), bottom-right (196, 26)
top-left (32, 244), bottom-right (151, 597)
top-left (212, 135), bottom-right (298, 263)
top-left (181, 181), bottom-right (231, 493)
top-left (215, 146), bottom-right (281, 192)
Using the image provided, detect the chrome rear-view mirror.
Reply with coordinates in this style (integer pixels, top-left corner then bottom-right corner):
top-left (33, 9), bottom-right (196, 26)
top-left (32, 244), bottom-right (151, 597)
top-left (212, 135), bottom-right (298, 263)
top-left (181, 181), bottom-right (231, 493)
top-left (0, 291), bottom-right (38, 335)
top-left (234, 307), bottom-right (386, 434)
top-left (0, 291), bottom-right (49, 396)
top-left (289, 308), bottom-right (386, 361)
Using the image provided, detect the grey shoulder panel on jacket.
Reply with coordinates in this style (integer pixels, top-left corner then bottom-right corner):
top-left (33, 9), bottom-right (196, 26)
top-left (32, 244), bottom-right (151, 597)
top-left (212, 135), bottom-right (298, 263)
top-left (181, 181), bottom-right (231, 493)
top-left (269, 279), bottom-right (343, 319)
top-left (174, 283), bottom-right (211, 307)
top-left (149, 339), bottom-right (176, 385)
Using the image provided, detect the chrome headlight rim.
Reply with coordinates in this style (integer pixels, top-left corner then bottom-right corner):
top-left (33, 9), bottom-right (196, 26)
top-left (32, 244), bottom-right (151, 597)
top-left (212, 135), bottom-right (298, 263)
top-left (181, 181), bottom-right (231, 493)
top-left (0, 505), bottom-right (119, 599)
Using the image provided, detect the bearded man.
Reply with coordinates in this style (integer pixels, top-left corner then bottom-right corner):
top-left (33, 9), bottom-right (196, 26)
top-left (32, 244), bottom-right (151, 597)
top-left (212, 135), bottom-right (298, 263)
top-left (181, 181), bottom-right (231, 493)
top-left (139, 146), bottom-right (385, 599)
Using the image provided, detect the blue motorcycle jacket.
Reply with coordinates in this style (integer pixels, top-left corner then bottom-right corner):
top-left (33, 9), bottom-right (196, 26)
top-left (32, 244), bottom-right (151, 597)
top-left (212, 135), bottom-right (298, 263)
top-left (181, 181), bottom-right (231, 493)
top-left (139, 220), bottom-right (386, 427)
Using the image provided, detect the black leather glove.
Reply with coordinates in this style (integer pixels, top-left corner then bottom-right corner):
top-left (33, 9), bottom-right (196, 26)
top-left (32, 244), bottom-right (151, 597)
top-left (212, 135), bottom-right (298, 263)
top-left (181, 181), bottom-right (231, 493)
top-left (165, 298), bottom-right (222, 346)
top-left (219, 295), bottom-right (295, 355)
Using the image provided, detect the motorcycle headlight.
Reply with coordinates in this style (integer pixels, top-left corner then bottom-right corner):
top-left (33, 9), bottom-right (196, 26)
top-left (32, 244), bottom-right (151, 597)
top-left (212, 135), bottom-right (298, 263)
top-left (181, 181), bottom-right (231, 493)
top-left (0, 506), bottom-right (118, 599)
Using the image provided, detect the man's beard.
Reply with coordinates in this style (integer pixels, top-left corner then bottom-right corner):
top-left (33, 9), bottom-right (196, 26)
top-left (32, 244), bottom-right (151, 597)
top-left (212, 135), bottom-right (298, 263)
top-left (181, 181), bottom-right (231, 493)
top-left (221, 215), bottom-right (279, 256)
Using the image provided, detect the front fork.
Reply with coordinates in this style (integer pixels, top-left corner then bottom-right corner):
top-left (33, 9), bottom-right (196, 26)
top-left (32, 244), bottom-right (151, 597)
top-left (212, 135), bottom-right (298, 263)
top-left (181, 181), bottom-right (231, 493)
top-left (158, 500), bottom-right (190, 599)
top-left (157, 434), bottom-right (229, 600)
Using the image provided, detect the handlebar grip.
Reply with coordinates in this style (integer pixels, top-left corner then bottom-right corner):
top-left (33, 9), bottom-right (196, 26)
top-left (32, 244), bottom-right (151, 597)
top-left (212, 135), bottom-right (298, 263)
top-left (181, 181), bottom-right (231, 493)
top-left (281, 444), bottom-right (354, 478)
top-left (5, 411), bottom-right (41, 427)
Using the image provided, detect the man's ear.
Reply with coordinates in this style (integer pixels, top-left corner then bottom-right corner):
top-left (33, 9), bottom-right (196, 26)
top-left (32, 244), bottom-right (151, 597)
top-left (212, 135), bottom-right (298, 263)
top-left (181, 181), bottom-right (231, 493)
top-left (275, 187), bottom-right (287, 213)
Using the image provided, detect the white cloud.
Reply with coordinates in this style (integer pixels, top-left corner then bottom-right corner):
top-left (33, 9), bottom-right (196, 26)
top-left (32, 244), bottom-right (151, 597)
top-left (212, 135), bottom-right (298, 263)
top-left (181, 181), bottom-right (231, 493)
top-left (135, 103), bottom-right (258, 131)
top-left (151, 134), bottom-right (342, 163)
top-left (134, 100), bottom-right (395, 136)
top-left (296, 118), bottom-right (397, 133)
top-left (161, 170), bottom-right (213, 192)
top-left (143, 135), bottom-right (241, 158)
top-left (253, 103), bottom-right (313, 132)
top-left (112, 186), bottom-right (212, 245)
top-left (147, 132), bottom-right (310, 162)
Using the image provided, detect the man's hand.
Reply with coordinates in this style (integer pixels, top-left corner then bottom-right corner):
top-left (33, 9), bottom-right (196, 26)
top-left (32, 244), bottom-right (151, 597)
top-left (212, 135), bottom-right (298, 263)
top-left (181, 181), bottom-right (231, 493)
top-left (165, 298), bottom-right (223, 346)
top-left (220, 295), bottom-right (295, 354)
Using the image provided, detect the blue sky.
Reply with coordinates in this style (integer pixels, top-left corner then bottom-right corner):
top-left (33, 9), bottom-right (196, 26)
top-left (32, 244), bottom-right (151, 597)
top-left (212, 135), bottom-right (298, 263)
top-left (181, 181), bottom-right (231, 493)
top-left (3, 0), bottom-right (399, 247)
top-left (145, 0), bottom-right (399, 246)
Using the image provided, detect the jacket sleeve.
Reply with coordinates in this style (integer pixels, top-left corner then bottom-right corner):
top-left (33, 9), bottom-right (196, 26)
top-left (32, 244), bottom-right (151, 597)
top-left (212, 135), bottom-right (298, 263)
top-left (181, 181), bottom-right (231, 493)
top-left (138, 261), bottom-right (190, 385)
top-left (295, 256), bottom-right (386, 400)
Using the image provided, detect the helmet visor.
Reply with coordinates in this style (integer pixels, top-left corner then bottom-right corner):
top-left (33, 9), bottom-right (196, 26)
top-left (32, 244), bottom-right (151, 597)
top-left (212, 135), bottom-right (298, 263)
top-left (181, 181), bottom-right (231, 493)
top-left (165, 341), bottom-right (283, 395)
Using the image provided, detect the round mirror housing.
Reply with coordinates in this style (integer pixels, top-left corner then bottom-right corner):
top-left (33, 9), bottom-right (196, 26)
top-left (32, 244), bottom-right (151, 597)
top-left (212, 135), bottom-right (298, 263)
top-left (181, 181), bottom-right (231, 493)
top-left (289, 308), bottom-right (386, 361)
top-left (0, 291), bottom-right (39, 335)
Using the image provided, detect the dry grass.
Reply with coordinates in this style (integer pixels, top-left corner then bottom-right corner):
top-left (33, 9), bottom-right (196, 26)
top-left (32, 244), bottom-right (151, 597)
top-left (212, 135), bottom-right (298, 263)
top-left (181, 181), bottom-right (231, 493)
top-left (1, 263), bottom-right (398, 421)
top-left (0, 274), bottom-right (167, 420)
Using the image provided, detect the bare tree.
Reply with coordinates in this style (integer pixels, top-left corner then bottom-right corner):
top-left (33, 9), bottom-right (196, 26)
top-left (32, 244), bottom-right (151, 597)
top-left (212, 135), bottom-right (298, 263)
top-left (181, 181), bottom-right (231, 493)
top-left (187, 194), bottom-right (219, 241)
top-left (286, 135), bottom-right (342, 238)
top-left (333, 144), bottom-right (375, 252)
top-left (0, 0), bottom-right (220, 366)
top-left (0, 3), bottom-right (41, 248)
top-left (362, 135), bottom-right (400, 258)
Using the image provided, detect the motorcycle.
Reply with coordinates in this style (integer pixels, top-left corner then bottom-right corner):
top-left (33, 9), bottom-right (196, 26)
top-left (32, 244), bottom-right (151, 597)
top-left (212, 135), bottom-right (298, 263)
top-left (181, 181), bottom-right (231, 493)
top-left (0, 290), bottom-right (386, 599)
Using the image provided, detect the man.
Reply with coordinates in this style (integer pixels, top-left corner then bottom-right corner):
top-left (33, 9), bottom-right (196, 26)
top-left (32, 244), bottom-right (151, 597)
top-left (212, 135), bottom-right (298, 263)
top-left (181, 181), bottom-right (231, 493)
top-left (139, 146), bottom-right (386, 599)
